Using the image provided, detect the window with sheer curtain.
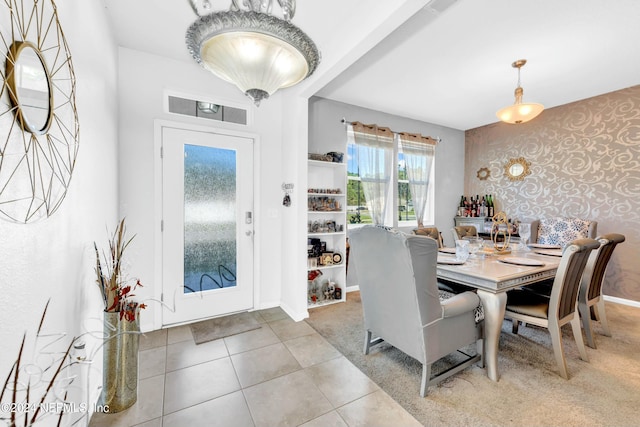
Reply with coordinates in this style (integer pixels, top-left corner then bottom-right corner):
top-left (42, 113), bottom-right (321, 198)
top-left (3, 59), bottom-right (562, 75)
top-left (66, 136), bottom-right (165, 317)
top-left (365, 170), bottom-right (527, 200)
top-left (398, 132), bottom-right (436, 227)
top-left (346, 122), bottom-right (436, 228)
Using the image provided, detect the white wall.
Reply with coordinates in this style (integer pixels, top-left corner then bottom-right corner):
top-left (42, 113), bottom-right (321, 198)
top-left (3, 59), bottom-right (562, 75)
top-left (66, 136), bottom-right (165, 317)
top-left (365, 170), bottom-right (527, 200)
top-left (0, 1), bottom-right (119, 423)
top-left (308, 96), bottom-right (466, 246)
top-left (116, 48), bottom-right (286, 331)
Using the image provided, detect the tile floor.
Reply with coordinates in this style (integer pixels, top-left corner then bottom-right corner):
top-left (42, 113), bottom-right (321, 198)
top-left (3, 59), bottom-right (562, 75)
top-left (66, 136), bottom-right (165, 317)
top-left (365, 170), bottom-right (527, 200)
top-left (89, 307), bottom-right (421, 427)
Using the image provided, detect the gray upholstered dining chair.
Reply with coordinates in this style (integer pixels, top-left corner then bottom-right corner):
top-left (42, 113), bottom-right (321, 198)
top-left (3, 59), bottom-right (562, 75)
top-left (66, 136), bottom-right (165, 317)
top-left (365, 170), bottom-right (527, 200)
top-left (451, 225), bottom-right (478, 242)
top-left (348, 226), bottom-right (484, 396)
top-left (504, 238), bottom-right (600, 379)
top-left (412, 227), bottom-right (443, 248)
top-left (578, 233), bottom-right (625, 348)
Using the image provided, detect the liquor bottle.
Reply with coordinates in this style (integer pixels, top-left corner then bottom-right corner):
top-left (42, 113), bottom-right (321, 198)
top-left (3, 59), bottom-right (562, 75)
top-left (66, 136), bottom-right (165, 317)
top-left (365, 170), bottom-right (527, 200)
top-left (488, 194), bottom-right (494, 217)
top-left (458, 195), bottom-right (465, 217)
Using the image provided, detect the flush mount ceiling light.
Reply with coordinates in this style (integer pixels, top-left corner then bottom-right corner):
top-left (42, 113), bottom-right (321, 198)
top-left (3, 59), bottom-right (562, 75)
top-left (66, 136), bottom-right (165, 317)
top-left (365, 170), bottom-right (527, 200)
top-left (186, 0), bottom-right (320, 106)
top-left (496, 59), bottom-right (544, 124)
top-left (197, 101), bottom-right (220, 114)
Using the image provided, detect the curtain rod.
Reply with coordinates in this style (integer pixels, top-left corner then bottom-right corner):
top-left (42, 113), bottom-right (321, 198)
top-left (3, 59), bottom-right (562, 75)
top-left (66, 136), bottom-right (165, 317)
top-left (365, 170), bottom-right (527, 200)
top-left (341, 118), bottom-right (441, 143)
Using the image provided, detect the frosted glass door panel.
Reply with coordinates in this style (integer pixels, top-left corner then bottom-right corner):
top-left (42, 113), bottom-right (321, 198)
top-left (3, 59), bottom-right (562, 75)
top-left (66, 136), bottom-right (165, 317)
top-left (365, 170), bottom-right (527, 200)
top-left (161, 125), bottom-right (254, 326)
top-left (184, 144), bottom-right (237, 293)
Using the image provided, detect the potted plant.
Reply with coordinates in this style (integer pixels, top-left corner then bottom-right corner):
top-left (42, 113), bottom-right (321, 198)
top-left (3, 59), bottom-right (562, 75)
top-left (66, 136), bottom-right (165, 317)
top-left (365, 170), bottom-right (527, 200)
top-left (94, 218), bottom-right (146, 413)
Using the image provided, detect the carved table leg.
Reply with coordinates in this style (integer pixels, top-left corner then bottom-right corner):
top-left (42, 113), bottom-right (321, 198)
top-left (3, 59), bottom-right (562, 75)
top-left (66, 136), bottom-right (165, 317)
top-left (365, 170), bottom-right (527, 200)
top-left (477, 289), bottom-right (507, 382)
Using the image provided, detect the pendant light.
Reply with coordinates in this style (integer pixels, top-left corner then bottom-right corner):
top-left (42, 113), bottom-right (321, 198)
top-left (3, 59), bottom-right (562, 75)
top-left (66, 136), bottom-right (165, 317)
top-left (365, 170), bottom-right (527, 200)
top-left (496, 59), bottom-right (544, 124)
top-left (186, 0), bottom-right (320, 106)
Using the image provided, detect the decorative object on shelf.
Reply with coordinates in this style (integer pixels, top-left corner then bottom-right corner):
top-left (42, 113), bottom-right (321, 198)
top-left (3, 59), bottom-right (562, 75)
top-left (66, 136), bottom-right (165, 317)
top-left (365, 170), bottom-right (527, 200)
top-left (308, 219), bottom-right (342, 233)
top-left (504, 157), bottom-right (531, 181)
top-left (94, 218), bottom-right (146, 412)
top-left (282, 182), bottom-right (294, 207)
top-left (186, 0), bottom-right (320, 106)
top-left (308, 280), bottom-right (319, 303)
top-left (0, 0), bottom-right (79, 223)
top-left (320, 253), bottom-right (334, 266)
top-left (477, 167), bottom-right (491, 180)
top-left (496, 59), bottom-right (544, 124)
top-left (308, 153), bottom-right (333, 162)
top-left (324, 281), bottom-right (336, 300)
top-left (332, 251), bottom-right (343, 264)
top-left (308, 187), bottom-right (342, 194)
top-left (490, 211), bottom-right (512, 253)
top-left (327, 151), bottom-right (344, 163)
top-left (307, 269), bottom-right (323, 303)
top-left (308, 237), bottom-right (322, 257)
top-left (308, 196), bottom-right (341, 211)
top-left (308, 269), bottom-right (322, 281)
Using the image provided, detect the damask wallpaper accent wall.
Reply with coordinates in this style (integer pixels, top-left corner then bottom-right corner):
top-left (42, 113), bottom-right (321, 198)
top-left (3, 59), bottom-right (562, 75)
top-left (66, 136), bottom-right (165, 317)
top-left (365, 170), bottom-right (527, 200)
top-left (465, 85), bottom-right (640, 303)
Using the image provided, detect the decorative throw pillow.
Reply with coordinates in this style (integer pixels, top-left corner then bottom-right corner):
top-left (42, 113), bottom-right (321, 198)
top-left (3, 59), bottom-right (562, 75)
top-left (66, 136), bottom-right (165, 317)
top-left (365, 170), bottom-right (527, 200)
top-left (537, 217), bottom-right (591, 246)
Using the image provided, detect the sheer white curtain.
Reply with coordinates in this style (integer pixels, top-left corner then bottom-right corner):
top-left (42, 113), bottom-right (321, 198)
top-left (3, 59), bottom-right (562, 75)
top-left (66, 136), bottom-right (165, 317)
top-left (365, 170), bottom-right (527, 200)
top-left (399, 132), bottom-right (436, 227)
top-left (352, 122), bottom-right (394, 225)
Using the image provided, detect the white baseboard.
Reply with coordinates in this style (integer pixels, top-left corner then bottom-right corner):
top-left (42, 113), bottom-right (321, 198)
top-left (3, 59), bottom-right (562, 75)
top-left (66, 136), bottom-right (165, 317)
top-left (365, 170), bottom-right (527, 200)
top-left (603, 295), bottom-right (640, 308)
top-left (279, 301), bottom-right (308, 322)
top-left (344, 287), bottom-right (638, 308)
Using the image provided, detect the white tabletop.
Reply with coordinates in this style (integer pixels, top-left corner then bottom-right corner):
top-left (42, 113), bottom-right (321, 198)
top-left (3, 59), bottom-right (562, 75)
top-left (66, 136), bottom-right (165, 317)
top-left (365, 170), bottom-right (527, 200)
top-left (436, 250), bottom-right (561, 293)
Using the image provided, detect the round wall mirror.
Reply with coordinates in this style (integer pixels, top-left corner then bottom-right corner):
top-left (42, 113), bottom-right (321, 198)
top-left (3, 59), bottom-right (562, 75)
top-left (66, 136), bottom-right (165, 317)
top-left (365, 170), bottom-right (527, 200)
top-left (6, 41), bottom-right (53, 134)
top-left (504, 157), bottom-right (531, 181)
top-left (509, 163), bottom-right (524, 176)
top-left (1, 0), bottom-right (79, 223)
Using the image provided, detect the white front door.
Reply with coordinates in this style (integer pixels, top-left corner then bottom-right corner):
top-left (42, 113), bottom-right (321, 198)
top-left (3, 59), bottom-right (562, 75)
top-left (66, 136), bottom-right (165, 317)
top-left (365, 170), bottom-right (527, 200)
top-left (161, 126), bottom-right (254, 326)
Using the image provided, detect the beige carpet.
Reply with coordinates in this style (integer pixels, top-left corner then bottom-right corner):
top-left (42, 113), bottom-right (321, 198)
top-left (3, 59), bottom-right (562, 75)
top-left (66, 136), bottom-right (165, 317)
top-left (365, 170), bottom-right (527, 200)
top-left (305, 292), bottom-right (640, 427)
top-left (190, 312), bottom-right (261, 344)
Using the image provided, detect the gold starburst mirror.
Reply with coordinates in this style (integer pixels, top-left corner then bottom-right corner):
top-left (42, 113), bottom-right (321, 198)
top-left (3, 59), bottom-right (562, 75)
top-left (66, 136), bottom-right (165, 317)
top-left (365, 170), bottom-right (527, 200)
top-left (476, 167), bottom-right (490, 180)
top-left (1, 0), bottom-right (79, 223)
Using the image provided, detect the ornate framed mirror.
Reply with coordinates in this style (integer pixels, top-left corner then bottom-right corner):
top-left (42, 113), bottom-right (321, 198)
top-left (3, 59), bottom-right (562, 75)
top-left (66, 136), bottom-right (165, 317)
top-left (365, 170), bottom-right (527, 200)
top-left (504, 157), bottom-right (531, 181)
top-left (1, 0), bottom-right (79, 223)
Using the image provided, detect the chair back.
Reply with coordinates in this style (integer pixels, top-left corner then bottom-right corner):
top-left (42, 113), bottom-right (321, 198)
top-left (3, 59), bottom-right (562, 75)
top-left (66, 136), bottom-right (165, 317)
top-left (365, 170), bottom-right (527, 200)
top-left (581, 233), bottom-right (625, 302)
top-left (348, 226), bottom-right (441, 361)
top-left (452, 225), bottom-right (478, 241)
top-left (537, 217), bottom-right (598, 245)
top-left (549, 238), bottom-right (600, 320)
top-left (413, 227), bottom-right (443, 248)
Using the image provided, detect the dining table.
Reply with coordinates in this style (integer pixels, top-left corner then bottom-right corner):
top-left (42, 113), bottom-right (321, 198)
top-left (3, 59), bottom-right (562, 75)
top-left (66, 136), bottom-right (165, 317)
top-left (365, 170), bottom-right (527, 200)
top-left (436, 246), bottom-right (563, 381)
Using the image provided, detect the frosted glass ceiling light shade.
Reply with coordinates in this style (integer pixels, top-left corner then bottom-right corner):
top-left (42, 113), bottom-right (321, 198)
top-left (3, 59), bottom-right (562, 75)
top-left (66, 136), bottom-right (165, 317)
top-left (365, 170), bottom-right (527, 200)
top-left (186, 1), bottom-right (320, 106)
top-left (496, 59), bottom-right (544, 124)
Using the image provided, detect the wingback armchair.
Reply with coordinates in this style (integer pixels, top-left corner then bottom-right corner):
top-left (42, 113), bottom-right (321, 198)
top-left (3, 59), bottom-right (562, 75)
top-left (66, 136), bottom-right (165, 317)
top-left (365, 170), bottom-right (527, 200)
top-left (348, 226), bottom-right (484, 396)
